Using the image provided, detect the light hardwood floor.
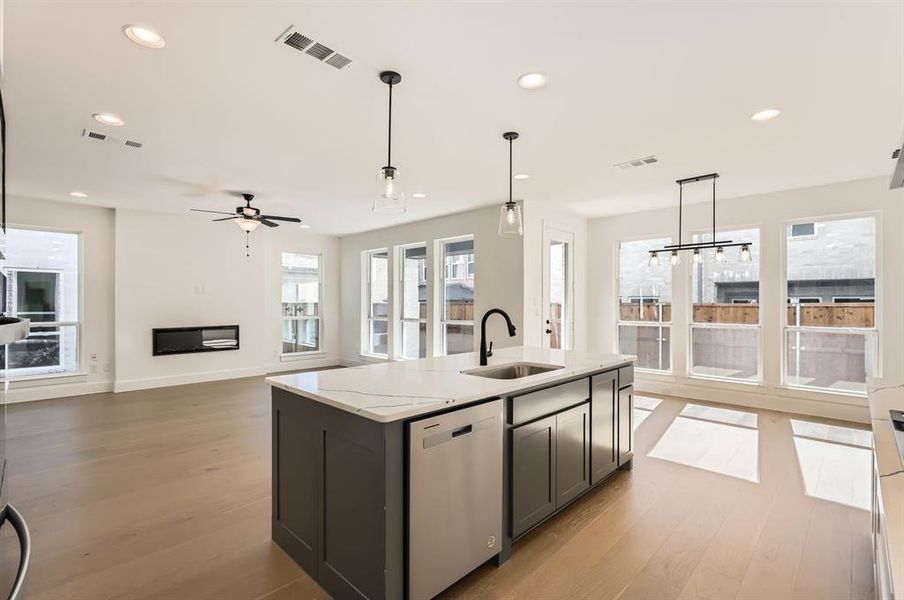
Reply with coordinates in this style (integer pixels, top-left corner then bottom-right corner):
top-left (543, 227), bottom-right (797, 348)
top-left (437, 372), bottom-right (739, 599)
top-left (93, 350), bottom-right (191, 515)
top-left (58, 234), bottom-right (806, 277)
top-left (0, 376), bottom-right (874, 600)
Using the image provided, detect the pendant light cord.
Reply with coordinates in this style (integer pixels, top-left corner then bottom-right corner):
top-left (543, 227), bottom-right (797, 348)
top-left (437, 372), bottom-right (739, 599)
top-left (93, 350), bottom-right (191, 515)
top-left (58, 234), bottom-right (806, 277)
top-left (712, 176), bottom-right (716, 241)
top-left (508, 137), bottom-right (513, 203)
top-left (387, 81), bottom-right (393, 168)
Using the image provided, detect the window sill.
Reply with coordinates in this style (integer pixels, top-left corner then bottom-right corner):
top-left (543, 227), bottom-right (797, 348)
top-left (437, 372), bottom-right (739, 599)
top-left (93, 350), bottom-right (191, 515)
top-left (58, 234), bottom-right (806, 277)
top-left (358, 353), bottom-right (390, 363)
top-left (279, 351), bottom-right (326, 362)
top-left (777, 384), bottom-right (868, 401)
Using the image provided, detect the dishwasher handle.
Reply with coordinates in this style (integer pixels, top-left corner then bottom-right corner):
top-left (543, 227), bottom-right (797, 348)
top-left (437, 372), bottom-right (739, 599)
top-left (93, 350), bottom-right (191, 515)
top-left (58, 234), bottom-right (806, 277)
top-left (422, 416), bottom-right (495, 449)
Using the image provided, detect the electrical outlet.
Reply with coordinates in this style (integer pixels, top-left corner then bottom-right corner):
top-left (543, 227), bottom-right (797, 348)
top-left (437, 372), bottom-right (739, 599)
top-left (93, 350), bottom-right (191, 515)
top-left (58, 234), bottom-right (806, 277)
top-left (90, 353), bottom-right (98, 361)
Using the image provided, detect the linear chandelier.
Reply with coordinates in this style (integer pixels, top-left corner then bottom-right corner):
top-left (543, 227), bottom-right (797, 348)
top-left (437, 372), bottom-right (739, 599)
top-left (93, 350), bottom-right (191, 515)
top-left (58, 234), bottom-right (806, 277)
top-left (649, 172), bottom-right (752, 267)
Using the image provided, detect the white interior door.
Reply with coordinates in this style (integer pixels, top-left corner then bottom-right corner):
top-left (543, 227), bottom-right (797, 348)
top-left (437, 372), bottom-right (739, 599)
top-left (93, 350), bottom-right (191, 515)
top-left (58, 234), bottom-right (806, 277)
top-left (542, 226), bottom-right (574, 350)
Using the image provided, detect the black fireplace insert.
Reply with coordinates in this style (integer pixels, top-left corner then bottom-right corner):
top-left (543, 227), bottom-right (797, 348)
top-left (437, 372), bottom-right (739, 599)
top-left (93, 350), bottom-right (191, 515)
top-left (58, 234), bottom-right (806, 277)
top-left (152, 325), bottom-right (239, 356)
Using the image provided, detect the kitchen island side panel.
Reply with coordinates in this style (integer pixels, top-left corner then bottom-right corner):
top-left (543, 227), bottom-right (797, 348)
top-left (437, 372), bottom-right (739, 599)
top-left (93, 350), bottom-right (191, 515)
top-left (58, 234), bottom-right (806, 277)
top-left (271, 387), bottom-right (404, 600)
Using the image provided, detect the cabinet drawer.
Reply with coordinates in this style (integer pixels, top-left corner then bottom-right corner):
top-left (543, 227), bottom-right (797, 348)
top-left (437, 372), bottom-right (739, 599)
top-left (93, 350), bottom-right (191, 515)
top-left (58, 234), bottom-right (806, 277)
top-left (618, 366), bottom-right (634, 388)
top-left (511, 379), bottom-right (589, 425)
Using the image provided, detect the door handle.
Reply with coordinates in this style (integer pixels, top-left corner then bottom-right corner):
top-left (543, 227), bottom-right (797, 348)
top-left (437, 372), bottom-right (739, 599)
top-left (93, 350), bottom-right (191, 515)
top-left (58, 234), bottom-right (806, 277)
top-left (1, 504), bottom-right (31, 600)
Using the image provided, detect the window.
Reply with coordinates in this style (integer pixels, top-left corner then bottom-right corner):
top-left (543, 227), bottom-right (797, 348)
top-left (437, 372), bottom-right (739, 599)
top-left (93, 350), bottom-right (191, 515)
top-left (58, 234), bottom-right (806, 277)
top-left (784, 216), bottom-right (878, 394)
top-left (1, 228), bottom-right (80, 377)
top-left (439, 237), bottom-right (474, 355)
top-left (281, 253), bottom-right (321, 354)
top-left (399, 244), bottom-right (427, 359)
top-left (690, 228), bottom-right (761, 383)
top-left (364, 249), bottom-right (389, 356)
top-left (617, 237), bottom-right (671, 372)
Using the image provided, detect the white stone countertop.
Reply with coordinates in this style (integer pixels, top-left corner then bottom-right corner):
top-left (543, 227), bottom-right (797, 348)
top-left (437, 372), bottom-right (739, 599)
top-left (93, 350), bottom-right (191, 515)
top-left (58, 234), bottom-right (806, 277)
top-left (266, 346), bottom-right (635, 423)
top-left (867, 377), bottom-right (904, 596)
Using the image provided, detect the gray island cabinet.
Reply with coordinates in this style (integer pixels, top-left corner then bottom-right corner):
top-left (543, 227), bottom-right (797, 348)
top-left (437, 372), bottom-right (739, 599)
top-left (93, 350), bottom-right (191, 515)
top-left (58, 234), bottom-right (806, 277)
top-left (267, 348), bottom-right (635, 600)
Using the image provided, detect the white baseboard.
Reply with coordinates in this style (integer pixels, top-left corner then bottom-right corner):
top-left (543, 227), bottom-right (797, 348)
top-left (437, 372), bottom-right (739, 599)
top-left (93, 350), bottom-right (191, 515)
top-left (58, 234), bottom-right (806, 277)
top-left (113, 366), bottom-right (266, 392)
top-left (636, 376), bottom-right (871, 424)
top-left (2, 380), bottom-right (114, 403)
top-left (114, 356), bottom-right (342, 393)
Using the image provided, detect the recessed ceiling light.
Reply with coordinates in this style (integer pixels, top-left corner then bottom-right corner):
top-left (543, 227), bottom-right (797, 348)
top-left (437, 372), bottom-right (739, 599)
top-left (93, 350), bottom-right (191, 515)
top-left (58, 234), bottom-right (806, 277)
top-left (411, 192), bottom-right (427, 199)
top-left (300, 224), bottom-right (311, 229)
top-left (69, 191), bottom-right (88, 198)
top-left (513, 173), bottom-right (530, 180)
top-left (92, 113), bottom-right (125, 127)
top-left (517, 73), bottom-right (548, 90)
top-left (122, 25), bottom-right (166, 49)
top-left (750, 108), bottom-right (780, 122)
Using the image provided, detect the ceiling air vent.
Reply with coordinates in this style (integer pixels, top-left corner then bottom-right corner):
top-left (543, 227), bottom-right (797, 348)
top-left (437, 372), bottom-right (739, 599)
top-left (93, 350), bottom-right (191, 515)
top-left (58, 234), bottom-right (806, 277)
top-left (284, 32), bottom-right (313, 52)
top-left (613, 155), bottom-right (658, 170)
top-left (325, 53), bottom-right (352, 69)
top-left (275, 25), bottom-right (353, 70)
top-left (82, 129), bottom-right (143, 149)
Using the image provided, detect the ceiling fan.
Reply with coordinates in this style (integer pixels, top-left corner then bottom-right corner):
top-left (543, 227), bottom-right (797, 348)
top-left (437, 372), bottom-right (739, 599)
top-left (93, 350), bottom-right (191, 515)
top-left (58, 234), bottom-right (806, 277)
top-left (191, 192), bottom-right (302, 257)
top-left (191, 192), bottom-right (301, 232)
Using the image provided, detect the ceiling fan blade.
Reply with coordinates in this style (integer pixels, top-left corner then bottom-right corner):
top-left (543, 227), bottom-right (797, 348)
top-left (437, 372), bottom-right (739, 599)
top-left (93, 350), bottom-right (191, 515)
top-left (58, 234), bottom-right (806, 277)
top-left (212, 216), bottom-right (238, 222)
top-left (191, 208), bottom-right (236, 216)
top-left (259, 218), bottom-right (280, 228)
top-left (259, 215), bottom-right (301, 223)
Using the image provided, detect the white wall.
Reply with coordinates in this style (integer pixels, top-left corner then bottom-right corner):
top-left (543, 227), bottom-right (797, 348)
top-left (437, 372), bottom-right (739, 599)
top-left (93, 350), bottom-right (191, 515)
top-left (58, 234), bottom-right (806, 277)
top-left (588, 176), bottom-right (904, 422)
top-left (338, 205), bottom-right (524, 362)
top-left (3, 196), bottom-right (115, 401)
top-left (114, 209), bottom-right (339, 391)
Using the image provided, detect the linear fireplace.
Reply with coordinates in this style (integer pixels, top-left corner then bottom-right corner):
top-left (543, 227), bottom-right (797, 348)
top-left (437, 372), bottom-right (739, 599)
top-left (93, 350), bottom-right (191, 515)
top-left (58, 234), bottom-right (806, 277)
top-left (152, 325), bottom-right (239, 356)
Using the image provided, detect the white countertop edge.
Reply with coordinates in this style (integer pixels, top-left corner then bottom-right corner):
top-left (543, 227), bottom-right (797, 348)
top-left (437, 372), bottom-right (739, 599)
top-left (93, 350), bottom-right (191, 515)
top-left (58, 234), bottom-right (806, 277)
top-left (867, 379), bottom-right (904, 594)
top-left (266, 347), bottom-right (635, 423)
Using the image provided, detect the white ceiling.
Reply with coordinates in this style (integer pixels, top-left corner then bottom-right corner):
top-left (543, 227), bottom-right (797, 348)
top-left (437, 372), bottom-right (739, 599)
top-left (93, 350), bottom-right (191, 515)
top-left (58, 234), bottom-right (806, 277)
top-left (4, 1), bottom-right (903, 235)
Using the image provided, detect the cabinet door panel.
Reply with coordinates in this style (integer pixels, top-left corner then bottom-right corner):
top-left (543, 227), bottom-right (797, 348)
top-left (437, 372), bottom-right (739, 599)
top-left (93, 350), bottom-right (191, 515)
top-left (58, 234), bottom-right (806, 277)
top-left (618, 385), bottom-right (634, 465)
top-left (512, 415), bottom-right (556, 538)
top-left (590, 372), bottom-right (617, 484)
top-left (556, 403), bottom-right (590, 507)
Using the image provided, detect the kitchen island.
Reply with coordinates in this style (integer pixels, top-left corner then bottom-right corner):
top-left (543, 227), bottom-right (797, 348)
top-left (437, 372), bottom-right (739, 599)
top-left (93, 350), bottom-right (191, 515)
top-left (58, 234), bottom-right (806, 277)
top-left (267, 346), bottom-right (635, 600)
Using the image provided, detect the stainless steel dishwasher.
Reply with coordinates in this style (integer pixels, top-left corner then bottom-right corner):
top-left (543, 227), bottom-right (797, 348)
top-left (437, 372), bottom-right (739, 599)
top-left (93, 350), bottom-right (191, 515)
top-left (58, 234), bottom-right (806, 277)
top-left (409, 399), bottom-right (503, 600)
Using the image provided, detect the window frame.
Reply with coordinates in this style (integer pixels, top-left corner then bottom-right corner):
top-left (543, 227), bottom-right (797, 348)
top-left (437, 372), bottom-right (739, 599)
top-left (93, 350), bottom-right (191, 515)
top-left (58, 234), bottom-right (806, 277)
top-left (686, 226), bottom-right (763, 385)
top-left (1, 226), bottom-right (83, 379)
top-left (362, 248), bottom-right (390, 358)
top-left (780, 212), bottom-right (882, 395)
top-left (615, 235), bottom-right (673, 374)
top-left (396, 242), bottom-right (428, 360)
top-left (280, 253), bottom-right (323, 357)
top-left (437, 235), bottom-right (475, 356)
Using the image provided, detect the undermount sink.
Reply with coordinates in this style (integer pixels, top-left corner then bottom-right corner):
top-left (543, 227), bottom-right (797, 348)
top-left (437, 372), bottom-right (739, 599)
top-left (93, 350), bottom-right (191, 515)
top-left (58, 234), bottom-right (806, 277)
top-left (462, 361), bottom-right (564, 380)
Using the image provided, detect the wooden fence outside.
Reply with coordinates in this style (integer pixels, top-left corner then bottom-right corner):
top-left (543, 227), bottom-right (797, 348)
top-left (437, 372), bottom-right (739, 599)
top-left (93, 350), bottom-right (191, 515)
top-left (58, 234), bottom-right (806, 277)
top-left (620, 303), bottom-right (875, 327)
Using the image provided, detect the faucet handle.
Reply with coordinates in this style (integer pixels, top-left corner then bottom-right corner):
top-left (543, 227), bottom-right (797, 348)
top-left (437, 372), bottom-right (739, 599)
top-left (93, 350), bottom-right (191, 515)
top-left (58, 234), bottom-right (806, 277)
top-left (487, 341), bottom-right (494, 358)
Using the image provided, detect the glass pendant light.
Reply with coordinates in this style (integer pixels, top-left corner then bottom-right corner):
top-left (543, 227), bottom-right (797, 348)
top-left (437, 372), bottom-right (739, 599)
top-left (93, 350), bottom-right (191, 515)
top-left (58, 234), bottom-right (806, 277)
top-left (739, 244), bottom-right (751, 262)
top-left (498, 131), bottom-right (523, 237)
top-left (648, 251), bottom-right (660, 267)
top-left (714, 246), bottom-right (725, 263)
top-left (669, 249), bottom-right (680, 266)
top-left (693, 248), bottom-right (703, 264)
top-left (373, 71), bottom-right (405, 213)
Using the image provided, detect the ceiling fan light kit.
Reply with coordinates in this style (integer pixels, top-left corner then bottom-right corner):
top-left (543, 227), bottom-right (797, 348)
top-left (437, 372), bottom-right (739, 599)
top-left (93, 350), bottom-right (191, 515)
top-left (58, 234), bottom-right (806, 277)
top-left (648, 172), bottom-right (752, 267)
top-left (190, 192), bottom-right (300, 257)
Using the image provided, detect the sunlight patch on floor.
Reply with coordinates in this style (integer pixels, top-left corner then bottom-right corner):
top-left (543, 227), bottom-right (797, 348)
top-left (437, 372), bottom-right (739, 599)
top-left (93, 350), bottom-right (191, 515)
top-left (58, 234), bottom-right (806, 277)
top-left (680, 403), bottom-right (758, 429)
top-left (633, 396), bottom-right (663, 430)
top-left (648, 405), bottom-right (759, 482)
top-left (791, 419), bottom-right (872, 510)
